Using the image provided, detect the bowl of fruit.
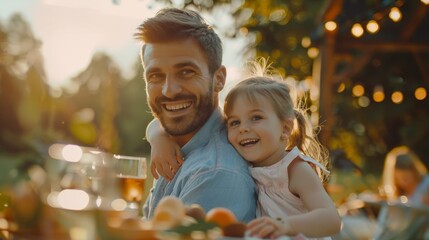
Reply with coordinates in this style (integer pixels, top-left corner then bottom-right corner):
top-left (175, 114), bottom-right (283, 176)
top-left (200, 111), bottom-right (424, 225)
top-left (151, 196), bottom-right (247, 239)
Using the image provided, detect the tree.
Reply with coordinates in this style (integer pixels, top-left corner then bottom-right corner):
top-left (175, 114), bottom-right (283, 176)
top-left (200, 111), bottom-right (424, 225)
top-left (0, 14), bottom-right (50, 157)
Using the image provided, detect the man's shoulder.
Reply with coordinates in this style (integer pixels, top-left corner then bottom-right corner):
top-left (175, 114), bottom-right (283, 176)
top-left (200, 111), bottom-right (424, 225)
top-left (206, 126), bottom-right (245, 161)
top-left (184, 129), bottom-right (250, 174)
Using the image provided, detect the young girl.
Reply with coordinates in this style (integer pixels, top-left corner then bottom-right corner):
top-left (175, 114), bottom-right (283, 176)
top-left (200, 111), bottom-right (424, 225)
top-left (147, 62), bottom-right (341, 239)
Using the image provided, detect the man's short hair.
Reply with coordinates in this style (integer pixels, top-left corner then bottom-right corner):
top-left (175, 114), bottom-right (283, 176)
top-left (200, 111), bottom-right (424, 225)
top-left (135, 8), bottom-right (223, 74)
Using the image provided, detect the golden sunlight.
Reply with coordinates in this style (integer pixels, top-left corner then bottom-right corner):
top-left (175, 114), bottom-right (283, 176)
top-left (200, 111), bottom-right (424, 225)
top-left (35, 0), bottom-right (160, 88)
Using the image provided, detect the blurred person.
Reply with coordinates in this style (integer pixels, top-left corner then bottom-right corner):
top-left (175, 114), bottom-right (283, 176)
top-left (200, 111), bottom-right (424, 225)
top-left (135, 8), bottom-right (256, 221)
top-left (336, 146), bottom-right (429, 239)
top-left (372, 146), bottom-right (429, 239)
top-left (380, 145), bottom-right (429, 204)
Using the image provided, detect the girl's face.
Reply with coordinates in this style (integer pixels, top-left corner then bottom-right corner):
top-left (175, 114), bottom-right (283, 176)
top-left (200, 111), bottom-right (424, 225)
top-left (394, 168), bottom-right (420, 196)
top-left (226, 94), bottom-right (290, 167)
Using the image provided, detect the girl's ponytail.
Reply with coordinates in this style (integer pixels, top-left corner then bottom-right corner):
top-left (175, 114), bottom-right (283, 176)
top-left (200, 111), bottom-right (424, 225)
top-left (288, 108), bottom-right (330, 183)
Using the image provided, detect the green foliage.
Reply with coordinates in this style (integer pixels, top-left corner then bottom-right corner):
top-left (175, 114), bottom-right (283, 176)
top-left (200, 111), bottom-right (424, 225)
top-left (240, 0), bottom-right (328, 80)
top-left (329, 170), bottom-right (380, 204)
top-left (0, 14), bottom-right (153, 191)
top-left (332, 51), bottom-right (429, 171)
top-left (116, 60), bottom-right (153, 155)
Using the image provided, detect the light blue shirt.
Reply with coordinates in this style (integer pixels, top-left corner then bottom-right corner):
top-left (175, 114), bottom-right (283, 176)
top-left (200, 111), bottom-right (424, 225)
top-left (143, 109), bottom-right (257, 222)
top-left (411, 175), bottom-right (429, 204)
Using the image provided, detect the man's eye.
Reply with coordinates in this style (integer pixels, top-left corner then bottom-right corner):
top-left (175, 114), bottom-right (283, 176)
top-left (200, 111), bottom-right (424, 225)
top-left (146, 73), bottom-right (164, 83)
top-left (180, 69), bottom-right (195, 77)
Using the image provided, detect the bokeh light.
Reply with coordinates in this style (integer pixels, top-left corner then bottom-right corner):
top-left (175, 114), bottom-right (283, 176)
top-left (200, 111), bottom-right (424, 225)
top-left (415, 87), bottom-right (427, 100)
top-left (389, 7), bottom-right (402, 22)
top-left (62, 144), bottom-right (83, 162)
top-left (325, 21), bottom-right (337, 31)
top-left (351, 23), bottom-right (364, 37)
top-left (373, 85), bottom-right (385, 102)
top-left (58, 189), bottom-right (90, 210)
top-left (366, 20), bottom-right (379, 33)
top-left (352, 84), bottom-right (365, 97)
top-left (301, 37), bottom-right (311, 48)
top-left (391, 91), bottom-right (403, 104)
top-left (307, 47), bottom-right (319, 59)
top-left (111, 199), bottom-right (127, 211)
top-left (337, 83), bottom-right (346, 93)
top-left (358, 96), bottom-right (370, 107)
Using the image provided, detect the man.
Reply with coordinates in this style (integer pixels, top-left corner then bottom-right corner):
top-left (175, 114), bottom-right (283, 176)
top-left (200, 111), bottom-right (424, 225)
top-left (135, 8), bottom-right (256, 222)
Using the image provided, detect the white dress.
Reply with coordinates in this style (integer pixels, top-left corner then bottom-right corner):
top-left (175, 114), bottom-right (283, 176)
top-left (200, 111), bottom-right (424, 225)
top-left (249, 147), bottom-right (331, 240)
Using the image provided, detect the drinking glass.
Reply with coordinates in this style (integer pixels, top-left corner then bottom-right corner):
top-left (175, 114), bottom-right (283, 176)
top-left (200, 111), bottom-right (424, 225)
top-left (42, 144), bottom-right (121, 240)
top-left (113, 155), bottom-right (147, 214)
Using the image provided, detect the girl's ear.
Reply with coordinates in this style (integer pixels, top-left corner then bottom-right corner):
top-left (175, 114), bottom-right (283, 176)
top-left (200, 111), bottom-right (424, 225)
top-left (214, 66), bottom-right (226, 93)
top-left (281, 119), bottom-right (293, 140)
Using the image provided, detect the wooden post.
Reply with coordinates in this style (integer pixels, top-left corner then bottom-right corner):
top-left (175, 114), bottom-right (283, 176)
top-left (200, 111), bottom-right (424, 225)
top-left (315, 33), bottom-right (336, 146)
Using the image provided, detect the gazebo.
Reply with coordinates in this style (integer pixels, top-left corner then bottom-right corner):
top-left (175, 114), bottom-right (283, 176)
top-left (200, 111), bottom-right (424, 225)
top-left (313, 0), bottom-right (429, 145)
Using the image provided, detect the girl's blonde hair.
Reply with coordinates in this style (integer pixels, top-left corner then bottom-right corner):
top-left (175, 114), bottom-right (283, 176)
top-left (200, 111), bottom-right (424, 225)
top-left (381, 146), bottom-right (428, 200)
top-left (223, 59), bottom-right (330, 182)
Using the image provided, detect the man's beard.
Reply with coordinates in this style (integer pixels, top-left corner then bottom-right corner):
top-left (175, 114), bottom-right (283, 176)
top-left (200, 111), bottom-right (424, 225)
top-left (150, 91), bottom-right (215, 136)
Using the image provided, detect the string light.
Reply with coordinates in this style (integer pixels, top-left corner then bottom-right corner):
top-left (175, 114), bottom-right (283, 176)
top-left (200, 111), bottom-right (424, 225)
top-left (391, 91), bottom-right (403, 104)
top-left (352, 84), bottom-right (365, 97)
top-left (373, 85), bottom-right (385, 102)
top-left (307, 47), bottom-right (319, 58)
top-left (324, 21), bottom-right (337, 31)
top-left (337, 83), bottom-right (346, 93)
top-left (389, 7), bottom-right (402, 22)
top-left (415, 87), bottom-right (427, 100)
top-left (358, 96), bottom-right (370, 107)
top-left (301, 37), bottom-right (311, 48)
top-left (351, 23), bottom-right (364, 37)
top-left (366, 20), bottom-right (380, 33)
top-left (330, 3), bottom-right (427, 106)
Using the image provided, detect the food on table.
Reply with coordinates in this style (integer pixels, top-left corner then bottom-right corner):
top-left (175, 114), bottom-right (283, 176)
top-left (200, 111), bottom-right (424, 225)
top-left (205, 207), bottom-right (237, 228)
top-left (150, 197), bottom-right (246, 238)
top-left (222, 222), bottom-right (247, 238)
top-left (152, 196), bottom-right (186, 230)
top-left (185, 204), bottom-right (206, 221)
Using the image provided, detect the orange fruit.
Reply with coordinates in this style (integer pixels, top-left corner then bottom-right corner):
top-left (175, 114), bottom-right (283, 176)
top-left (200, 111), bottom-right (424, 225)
top-left (205, 207), bottom-right (237, 228)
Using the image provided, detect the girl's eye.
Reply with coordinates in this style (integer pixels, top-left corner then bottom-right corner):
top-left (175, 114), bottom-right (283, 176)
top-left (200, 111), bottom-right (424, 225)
top-left (251, 115), bottom-right (263, 121)
top-left (228, 120), bottom-right (240, 127)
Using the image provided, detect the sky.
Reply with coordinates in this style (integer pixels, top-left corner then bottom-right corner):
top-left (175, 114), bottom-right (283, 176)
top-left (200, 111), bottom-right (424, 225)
top-left (0, 0), bottom-right (246, 89)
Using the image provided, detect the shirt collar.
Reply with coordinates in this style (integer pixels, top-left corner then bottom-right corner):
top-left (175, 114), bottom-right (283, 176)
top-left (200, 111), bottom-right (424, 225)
top-left (182, 108), bottom-right (224, 156)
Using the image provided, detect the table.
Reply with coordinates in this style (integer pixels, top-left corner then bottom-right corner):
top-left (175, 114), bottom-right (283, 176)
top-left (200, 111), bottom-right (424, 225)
top-left (370, 200), bottom-right (429, 240)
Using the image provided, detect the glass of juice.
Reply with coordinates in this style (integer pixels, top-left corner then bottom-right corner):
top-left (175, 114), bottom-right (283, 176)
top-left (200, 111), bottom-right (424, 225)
top-left (113, 155), bottom-right (147, 215)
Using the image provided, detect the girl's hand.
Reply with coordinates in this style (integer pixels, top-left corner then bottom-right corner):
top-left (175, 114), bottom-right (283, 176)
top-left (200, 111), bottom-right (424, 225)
top-left (149, 134), bottom-right (183, 181)
top-left (146, 119), bottom-right (183, 181)
top-left (247, 216), bottom-right (293, 238)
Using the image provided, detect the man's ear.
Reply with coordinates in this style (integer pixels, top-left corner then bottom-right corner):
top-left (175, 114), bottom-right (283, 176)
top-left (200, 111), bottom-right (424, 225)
top-left (214, 66), bottom-right (226, 93)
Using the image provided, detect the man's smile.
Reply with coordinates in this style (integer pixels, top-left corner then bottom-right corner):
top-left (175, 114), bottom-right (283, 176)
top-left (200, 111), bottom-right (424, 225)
top-left (163, 101), bottom-right (192, 112)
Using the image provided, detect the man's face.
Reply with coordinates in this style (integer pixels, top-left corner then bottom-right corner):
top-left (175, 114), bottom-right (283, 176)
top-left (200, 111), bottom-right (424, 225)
top-left (143, 38), bottom-right (224, 141)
